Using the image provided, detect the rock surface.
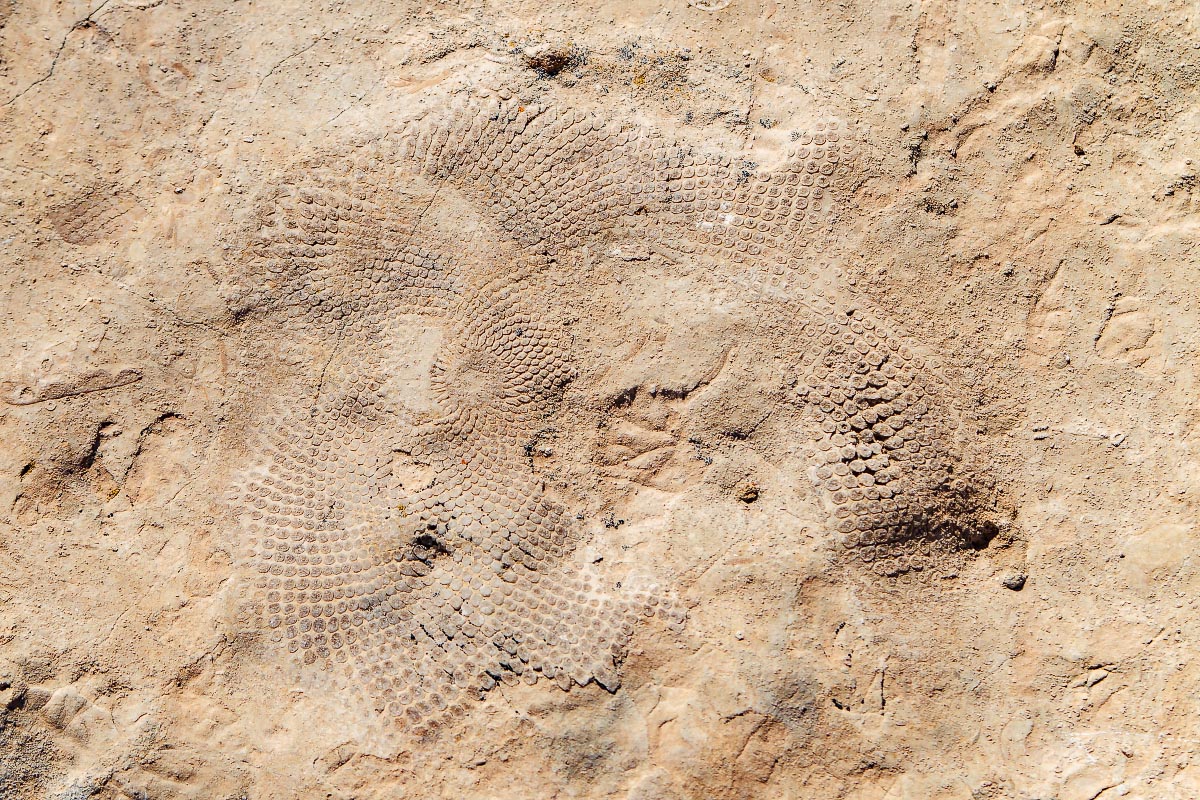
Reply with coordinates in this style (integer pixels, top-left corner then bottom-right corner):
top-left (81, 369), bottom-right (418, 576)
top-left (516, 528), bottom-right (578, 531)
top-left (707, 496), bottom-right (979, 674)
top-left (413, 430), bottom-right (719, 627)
top-left (1, 1), bottom-right (1197, 798)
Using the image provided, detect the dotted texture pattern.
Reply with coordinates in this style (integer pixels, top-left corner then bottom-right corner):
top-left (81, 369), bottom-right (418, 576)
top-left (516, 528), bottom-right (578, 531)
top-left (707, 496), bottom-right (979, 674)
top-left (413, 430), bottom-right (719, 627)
top-left (232, 98), bottom-right (997, 732)
top-left (387, 98), bottom-right (853, 296)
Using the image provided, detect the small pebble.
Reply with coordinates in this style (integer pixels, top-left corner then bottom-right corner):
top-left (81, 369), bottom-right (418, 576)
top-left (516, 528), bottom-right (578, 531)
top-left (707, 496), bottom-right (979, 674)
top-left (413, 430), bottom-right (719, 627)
top-left (1002, 573), bottom-right (1027, 591)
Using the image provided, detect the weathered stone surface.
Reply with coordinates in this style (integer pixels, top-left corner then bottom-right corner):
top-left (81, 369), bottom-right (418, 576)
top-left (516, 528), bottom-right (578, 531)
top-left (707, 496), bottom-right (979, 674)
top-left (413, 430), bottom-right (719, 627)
top-left (1, 2), bottom-right (1197, 797)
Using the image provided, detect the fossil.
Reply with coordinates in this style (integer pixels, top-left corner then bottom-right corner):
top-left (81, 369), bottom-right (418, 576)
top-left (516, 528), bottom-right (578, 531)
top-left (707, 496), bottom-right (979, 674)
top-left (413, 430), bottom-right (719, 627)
top-left (231, 97), bottom-right (1005, 732)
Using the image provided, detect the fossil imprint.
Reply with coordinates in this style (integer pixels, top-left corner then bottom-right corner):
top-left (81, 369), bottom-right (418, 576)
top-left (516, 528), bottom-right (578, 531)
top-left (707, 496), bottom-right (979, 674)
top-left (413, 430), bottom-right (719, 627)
top-left (231, 97), bottom-right (1005, 732)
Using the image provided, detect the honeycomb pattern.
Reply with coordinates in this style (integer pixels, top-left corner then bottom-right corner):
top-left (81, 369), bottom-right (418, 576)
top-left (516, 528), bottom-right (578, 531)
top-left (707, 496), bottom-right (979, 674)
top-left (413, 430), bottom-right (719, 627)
top-left (233, 150), bottom-right (682, 735)
top-left (393, 99), bottom-right (855, 288)
top-left (788, 307), bottom-right (998, 575)
top-left (232, 97), bottom-right (997, 732)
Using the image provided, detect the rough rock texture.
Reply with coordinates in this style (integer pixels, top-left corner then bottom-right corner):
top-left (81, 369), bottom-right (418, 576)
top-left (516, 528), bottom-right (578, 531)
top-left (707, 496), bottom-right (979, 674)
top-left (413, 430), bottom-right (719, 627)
top-left (1, 1), bottom-right (1197, 798)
